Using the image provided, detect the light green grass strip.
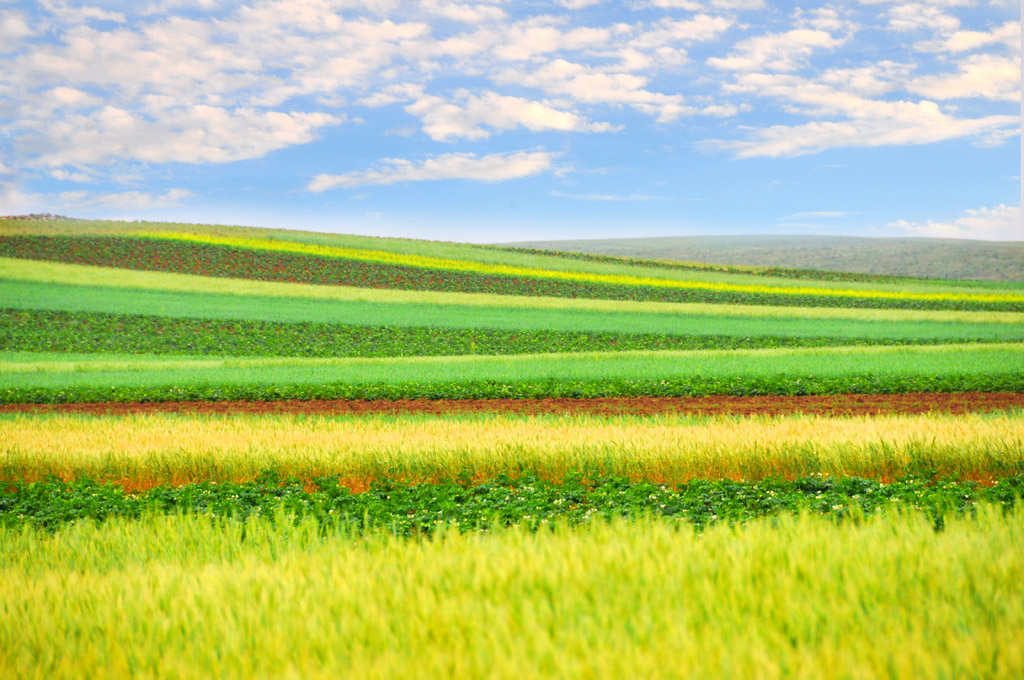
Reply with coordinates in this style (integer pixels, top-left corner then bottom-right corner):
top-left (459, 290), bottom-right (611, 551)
top-left (4, 257), bottom-right (1022, 325)
top-left (139, 232), bottom-right (1024, 303)
top-left (1, 509), bottom-right (1021, 679)
top-left (3, 344), bottom-right (1021, 389)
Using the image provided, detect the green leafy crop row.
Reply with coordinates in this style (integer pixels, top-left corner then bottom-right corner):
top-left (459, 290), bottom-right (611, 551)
top-left (0, 308), bottom-right (966, 358)
top-left (4, 473), bottom-right (1020, 534)
top-left (5, 373), bottom-right (1024, 404)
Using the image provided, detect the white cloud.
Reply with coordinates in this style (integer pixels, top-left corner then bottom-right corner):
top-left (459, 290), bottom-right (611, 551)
top-left (916, 20), bottom-right (1020, 52)
top-left (420, 1), bottom-right (507, 23)
top-left (908, 53), bottom-right (1020, 101)
top-left (499, 59), bottom-right (736, 122)
top-left (713, 70), bottom-right (1018, 156)
top-left (40, 2), bottom-right (126, 24)
top-left (405, 90), bottom-right (617, 140)
top-left (558, 0), bottom-right (603, 8)
top-left (884, 3), bottom-right (960, 32)
top-left (25, 106), bottom-right (341, 168)
top-left (0, 10), bottom-right (33, 52)
top-left (0, 182), bottom-right (41, 214)
top-left (50, 169), bottom-right (93, 182)
top-left (715, 108), bottom-right (1017, 157)
top-left (492, 18), bottom-right (613, 61)
top-left (57, 188), bottom-right (192, 211)
top-left (708, 28), bottom-right (849, 72)
top-left (308, 150), bottom-right (559, 191)
top-left (891, 204), bottom-right (1023, 240)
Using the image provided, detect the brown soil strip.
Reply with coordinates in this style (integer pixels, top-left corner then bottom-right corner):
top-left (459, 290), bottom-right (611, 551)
top-left (2, 392), bottom-right (1022, 417)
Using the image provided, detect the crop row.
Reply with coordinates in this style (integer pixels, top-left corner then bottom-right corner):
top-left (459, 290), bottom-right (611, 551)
top-left (6, 411), bottom-right (1020, 488)
top-left (0, 308), bottom-right (966, 358)
top-left (4, 473), bottom-right (1020, 533)
top-left (2, 235), bottom-right (1018, 311)
top-left (5, 373), bottom-right (1024, 404)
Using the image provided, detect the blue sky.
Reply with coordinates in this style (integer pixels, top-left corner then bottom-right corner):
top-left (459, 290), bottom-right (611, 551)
top-left (0, 0), bottom-right (1019, 242)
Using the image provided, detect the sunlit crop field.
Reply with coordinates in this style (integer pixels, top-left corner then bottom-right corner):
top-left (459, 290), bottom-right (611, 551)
top-left (2, 510), bottom-right (1022, 680)
top-left (2, 216), bottom-right (1022, 677)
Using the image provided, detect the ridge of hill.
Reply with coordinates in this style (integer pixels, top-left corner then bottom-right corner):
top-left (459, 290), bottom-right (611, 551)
top-left (499, 234), bottom-right (1024, 282)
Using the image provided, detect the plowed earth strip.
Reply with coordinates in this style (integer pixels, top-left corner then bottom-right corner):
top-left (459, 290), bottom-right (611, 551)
top-left (2, 392), bottom-right (1022, 417)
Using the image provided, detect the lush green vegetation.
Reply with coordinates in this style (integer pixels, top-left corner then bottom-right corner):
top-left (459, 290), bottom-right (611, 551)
top-left (3, 343), bottom-right (1022, 403)
top-left (2, 308), bottom-right (1011, 360)
top-left (8, 276), bottom-right (1024, 345)
top-left (3, 472), bottom-right (1021, 532)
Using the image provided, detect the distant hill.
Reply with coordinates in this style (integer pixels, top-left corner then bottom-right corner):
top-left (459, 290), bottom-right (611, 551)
top-left (500, 235), bottom-right (1024, 282)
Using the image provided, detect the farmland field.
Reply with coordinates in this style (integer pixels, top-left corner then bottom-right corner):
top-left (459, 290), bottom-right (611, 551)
top-left (2, 216), bottom-right (1022, 678)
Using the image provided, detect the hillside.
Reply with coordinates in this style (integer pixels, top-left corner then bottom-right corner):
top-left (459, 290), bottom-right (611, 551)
top-left (500, 234), bottom-right (1024, 282)
top-left (3, 216), bottom-right (1024, 679)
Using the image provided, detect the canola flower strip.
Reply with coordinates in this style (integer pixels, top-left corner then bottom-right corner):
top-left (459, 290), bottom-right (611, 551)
top-left (1, 235), bottom-right (1019, 311)
top-left (4, 411), bottom-right (1021, 486)
top-left (3, 308), bottom-right (957, 358)
top-left (2, 473), bottom-right (1022, 533)
top-left (2, 510), bottom-right (1022, 680)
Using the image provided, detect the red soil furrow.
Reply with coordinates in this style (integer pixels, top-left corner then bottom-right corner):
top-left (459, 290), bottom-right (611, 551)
top-left (2, 392), bottom-right (1022, 417)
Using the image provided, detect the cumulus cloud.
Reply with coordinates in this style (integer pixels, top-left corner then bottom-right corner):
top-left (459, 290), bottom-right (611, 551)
top-left (908, 54), bottom-right (1020, 101)
top-left (499, 59), bottom-right (736, 122)
top-left (0, 10), bottom-right (34, 52)
top-left (22, 106), bottom-right (341, 167)
top-left (1, 0), bottom-right (1018, 186)
top-left (891, 204), bottom-right (1023, 240)
top-left (708, 28), bottom-right (849, 72)
top-left (916, 20), bottom-right (1020, 52)
top-left (884, 3), bottom-right (960, 33)
top-left (308, 150), bottom-right (559, 191)
top-left (710, 63), bottom-right (1018, 156)
top-left (712, 105), bottom-right (1016, 157)
top-left (404, 90), bottom-right (618, 141)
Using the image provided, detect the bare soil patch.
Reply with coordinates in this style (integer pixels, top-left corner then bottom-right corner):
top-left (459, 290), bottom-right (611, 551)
top-left (2, 392), bottom-right (1022, 417)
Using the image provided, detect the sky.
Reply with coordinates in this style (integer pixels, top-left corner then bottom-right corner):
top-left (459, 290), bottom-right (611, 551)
top-left (0, 0), bottom-right (1020, 243)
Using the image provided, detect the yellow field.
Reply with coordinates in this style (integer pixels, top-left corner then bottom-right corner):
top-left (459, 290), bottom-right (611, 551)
top-left (3, 411), bottom-right (1021, 486)
top-left (2, 507), bottom-right (1021, 680)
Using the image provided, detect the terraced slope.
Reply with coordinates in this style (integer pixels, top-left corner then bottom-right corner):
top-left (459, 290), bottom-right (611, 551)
top-left (2, 216), bottom-right (1023, 405)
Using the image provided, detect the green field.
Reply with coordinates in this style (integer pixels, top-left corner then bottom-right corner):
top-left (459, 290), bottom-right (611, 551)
top-left (3, 216), bottom-right (1022, 678)
top-left (4, 343), bottom-right (1023, 403)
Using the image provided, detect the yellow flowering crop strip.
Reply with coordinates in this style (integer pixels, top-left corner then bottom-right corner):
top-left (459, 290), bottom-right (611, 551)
top-left (3, 411), bottom-right (1022, 485)
top-left (135, 232), bottom-right (1024, 304)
